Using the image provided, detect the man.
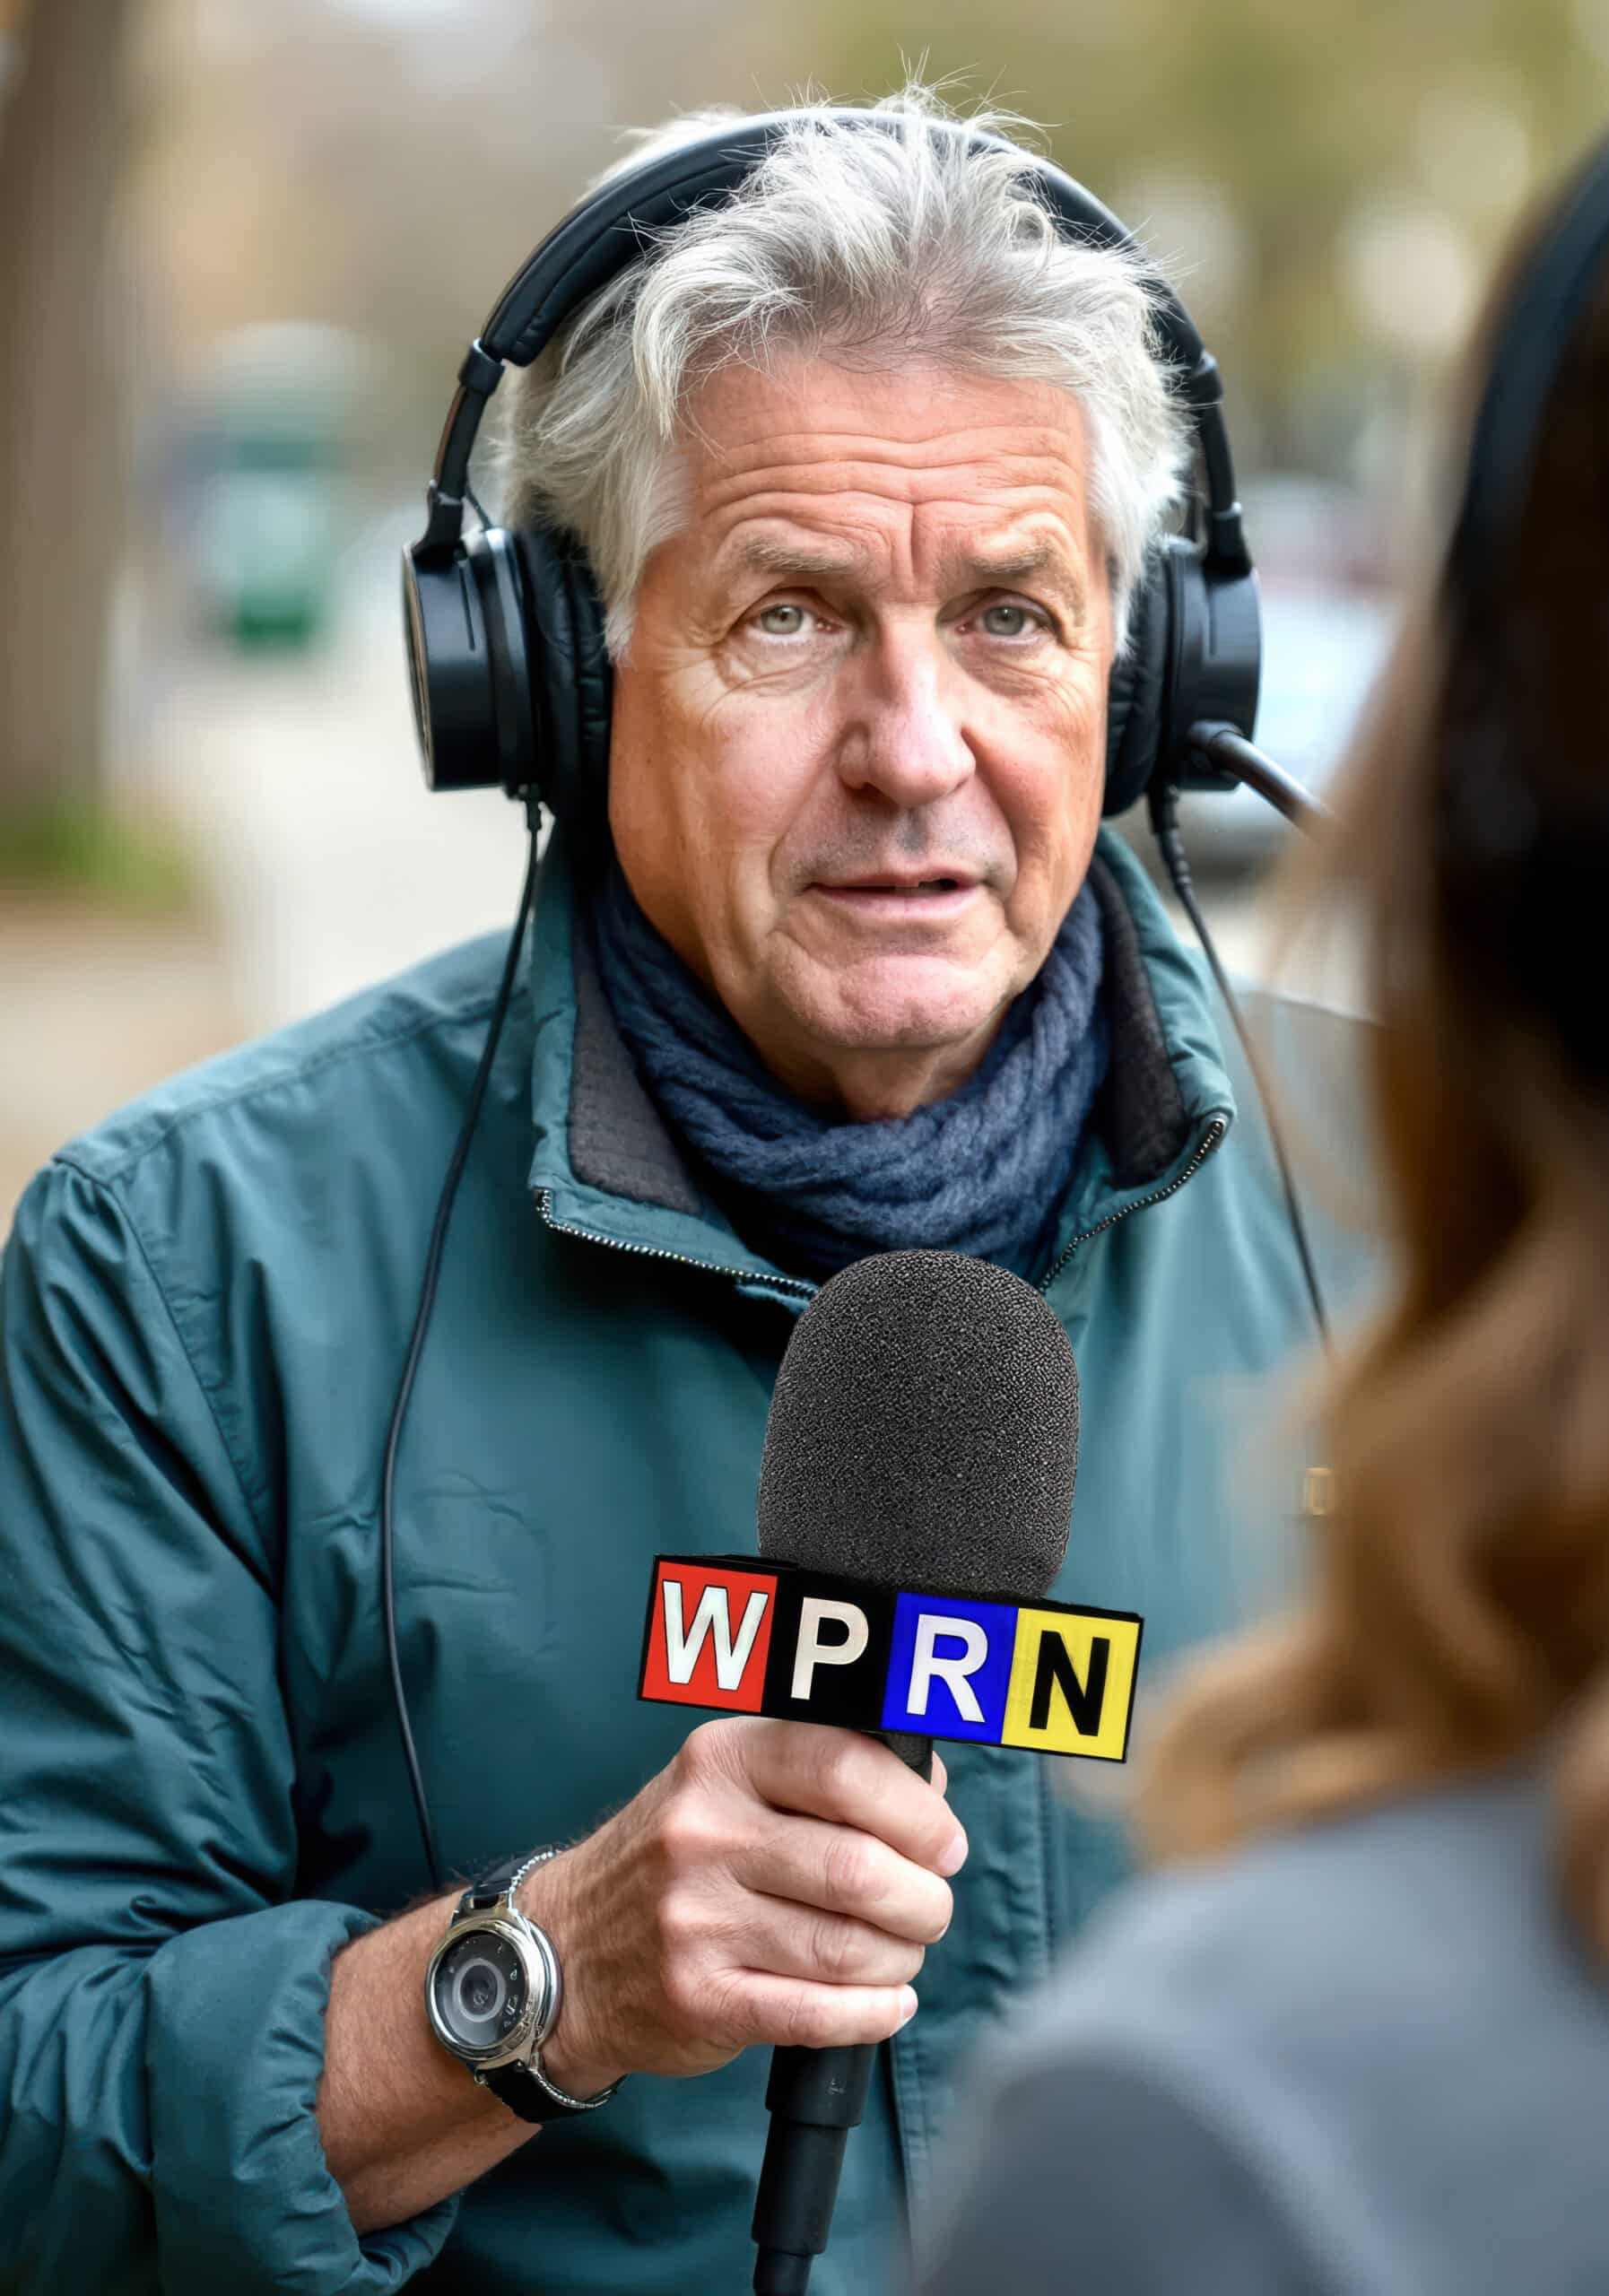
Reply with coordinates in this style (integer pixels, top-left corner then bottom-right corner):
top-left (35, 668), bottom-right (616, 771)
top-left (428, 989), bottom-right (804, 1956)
top-left (0, 90), bottom-right (1368, 2296)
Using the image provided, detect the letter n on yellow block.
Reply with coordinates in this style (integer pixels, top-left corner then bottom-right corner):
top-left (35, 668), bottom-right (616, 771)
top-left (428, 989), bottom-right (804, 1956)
top-left (1000, 1608), bottom-right (1142, 1761)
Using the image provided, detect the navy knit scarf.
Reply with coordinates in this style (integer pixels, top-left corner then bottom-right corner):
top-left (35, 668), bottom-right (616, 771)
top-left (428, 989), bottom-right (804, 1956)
top-left (590, 860), bottom-right (1110, 1283)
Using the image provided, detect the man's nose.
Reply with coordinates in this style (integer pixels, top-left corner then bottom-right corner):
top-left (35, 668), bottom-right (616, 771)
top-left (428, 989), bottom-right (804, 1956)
top-left (833, 630), bottom-right (975, 808)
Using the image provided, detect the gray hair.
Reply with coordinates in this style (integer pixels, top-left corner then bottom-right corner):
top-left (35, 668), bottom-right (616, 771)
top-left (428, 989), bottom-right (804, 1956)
top-left (490, 84), bottom-right (1192, 661)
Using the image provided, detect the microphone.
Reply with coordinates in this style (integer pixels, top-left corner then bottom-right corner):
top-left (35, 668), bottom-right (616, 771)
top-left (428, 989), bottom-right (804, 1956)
top-left (750, 1250), bottom-right (1080, 2296)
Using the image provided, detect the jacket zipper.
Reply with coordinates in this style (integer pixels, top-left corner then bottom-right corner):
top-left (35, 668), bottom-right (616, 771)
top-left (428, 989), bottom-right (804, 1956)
top-left (535, 1115), bottom-right (1227, 1301)
top-left (531, 1188), bottom-right (816, 1298)
top-left (1037, 1115), bottom-right (1229, 1292)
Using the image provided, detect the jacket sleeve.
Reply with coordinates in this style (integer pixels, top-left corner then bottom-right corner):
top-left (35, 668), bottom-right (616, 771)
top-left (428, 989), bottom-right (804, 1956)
top-left (0, 1159), bottom-right (460, 2294)
top-left (911, 2048), bottom-right (1333, 2296)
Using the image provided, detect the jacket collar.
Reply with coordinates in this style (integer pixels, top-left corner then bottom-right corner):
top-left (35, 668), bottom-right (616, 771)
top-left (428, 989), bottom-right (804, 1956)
top-left (527, 828), bottom-right (1235, 1302)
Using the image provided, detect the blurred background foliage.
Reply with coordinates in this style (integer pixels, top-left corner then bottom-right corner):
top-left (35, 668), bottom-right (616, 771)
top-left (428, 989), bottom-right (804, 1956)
top-left (3, 0), bottom-right (1608, 1210)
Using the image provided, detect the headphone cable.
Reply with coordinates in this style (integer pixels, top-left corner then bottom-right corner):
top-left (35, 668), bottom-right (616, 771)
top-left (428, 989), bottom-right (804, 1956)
top-left (380, 801), bottom-right (543, 1894)
top-left (1148, 781), bottom-right (1332, 1351)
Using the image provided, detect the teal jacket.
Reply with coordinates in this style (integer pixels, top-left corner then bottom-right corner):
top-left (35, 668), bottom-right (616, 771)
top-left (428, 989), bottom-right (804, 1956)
top-left (0, 831), bottom-right (1370, 2295)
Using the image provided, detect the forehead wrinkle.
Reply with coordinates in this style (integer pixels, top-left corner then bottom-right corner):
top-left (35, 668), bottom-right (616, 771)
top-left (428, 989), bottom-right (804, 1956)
top-left (697, 413), bottom-right (1084, 466)
top-left (720, 532), bottom-right (873, 583)
top-left (719, 531), bottom-right (1077, 586)
top-left (697, 434), bottom-right (1085, 506)
top-left (702, 493), bottom-right (1091, 621)
top-left (692, 448), bottom-right (1091, 576)
top-left (697, 463), bottom-right (1087, 547)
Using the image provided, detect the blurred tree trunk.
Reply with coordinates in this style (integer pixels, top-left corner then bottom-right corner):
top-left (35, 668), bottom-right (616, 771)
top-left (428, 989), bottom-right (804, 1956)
top-left (0, 0), bottom-right (130, 812)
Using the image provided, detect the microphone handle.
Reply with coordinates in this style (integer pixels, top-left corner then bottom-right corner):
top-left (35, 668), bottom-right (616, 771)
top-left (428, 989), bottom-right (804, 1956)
top-left (751, 1729), bottom-right (933, 2296)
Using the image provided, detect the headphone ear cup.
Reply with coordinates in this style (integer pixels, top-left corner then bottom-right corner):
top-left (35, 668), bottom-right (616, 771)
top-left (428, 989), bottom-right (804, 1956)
top-left (404, 529), bottom-right (536, 795)
top-left (512, 526), bottom-right (613, 838)
top-left (1103, 552), bottom-right (1171, 816)
top-left (559, 547), bottom-right (613, 833)
top-left (513, 526), bottom-right (583, 826)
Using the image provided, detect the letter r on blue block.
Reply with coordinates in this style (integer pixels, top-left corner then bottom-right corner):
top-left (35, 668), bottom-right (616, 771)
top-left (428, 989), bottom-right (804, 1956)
top-left (881, 1593), bottom-right (1016, 1743)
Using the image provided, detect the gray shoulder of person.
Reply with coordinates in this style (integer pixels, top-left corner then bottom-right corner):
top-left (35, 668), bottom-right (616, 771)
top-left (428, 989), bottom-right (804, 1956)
top-left (956, 1761), bottom-right (1609, 2291)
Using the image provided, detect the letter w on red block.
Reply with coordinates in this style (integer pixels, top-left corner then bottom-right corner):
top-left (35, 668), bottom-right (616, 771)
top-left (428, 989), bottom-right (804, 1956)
top-left (640, 1561), bottom-right (778, 1713)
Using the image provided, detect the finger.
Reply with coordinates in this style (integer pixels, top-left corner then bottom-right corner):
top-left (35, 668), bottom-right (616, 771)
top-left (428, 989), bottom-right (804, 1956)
top-left (931, 1748), bottom-right (949, 1798)
top-left (742, 1721), bottom-right (969, 1877)
top-left (730, 1805), bottom-right (953, 1944)
top-left (739, 1892), bottom-right (928, 1988)
top-left (718, 1971), bottom-right (919, 2054)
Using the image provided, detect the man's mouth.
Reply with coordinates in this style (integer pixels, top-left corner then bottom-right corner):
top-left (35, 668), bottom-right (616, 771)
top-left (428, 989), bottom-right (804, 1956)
top-left (817, 874), bottom-right (977, 893)
top-left (808, 875), bottom-right (983, 926)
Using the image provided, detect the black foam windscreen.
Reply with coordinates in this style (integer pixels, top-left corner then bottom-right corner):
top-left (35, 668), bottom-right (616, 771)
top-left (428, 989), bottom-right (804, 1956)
top-left (756, 1250), bottom-right (1078, 1603)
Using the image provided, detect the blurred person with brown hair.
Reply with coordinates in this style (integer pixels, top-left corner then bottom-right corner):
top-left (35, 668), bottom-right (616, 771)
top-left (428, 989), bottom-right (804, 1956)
top-left (916, 129), bottom-right (1609, 2296)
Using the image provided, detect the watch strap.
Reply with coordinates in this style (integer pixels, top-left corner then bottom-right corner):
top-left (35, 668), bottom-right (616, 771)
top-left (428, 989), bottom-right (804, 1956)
top-left (481, 2054), bottom-right (623, 2122)
top-left (459, 1849), bottom-right (623, 2124)
top-left (457, 1847), bottom-right (551, 1918)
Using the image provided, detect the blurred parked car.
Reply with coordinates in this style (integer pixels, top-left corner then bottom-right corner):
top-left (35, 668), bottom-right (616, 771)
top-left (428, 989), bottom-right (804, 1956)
top-left (178, 323), bottom-right (370, 652)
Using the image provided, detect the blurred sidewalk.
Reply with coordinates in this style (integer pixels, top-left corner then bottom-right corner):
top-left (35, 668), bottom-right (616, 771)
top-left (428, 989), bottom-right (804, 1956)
top-left (141, 515), bottom-right (530, 1039)
top-left (1, 897), bottom-right (239, 1226)
top-left (3, 522), bottom-right (528, 1225)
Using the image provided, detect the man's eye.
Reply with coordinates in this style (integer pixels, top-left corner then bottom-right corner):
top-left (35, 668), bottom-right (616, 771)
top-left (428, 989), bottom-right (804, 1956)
top-left (978, 601), bottom-right (1042, 639)
top-left (753, 602), bottom-right (812, 638)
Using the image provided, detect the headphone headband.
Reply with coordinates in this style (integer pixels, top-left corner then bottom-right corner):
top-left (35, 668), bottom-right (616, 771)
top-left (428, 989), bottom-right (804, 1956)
top-left (404, 106), bottom-right (1260, 816)
top-left (422, 111), bottom-right (1232, 560)
top-left (493, 114), bottom-right (1199, 360)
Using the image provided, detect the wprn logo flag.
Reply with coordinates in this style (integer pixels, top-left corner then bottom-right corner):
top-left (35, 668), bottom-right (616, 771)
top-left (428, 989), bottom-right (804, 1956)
top-left (639, 1556), bottom-right (1143, 1761)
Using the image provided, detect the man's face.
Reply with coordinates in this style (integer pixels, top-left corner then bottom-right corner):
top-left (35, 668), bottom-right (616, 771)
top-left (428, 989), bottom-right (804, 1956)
top-left (607, 353), bottom-right (1114, 1119)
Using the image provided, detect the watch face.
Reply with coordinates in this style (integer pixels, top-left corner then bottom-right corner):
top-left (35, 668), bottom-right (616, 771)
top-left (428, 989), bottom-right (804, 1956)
top-left (431, 1929), bottom-right (530, 2057)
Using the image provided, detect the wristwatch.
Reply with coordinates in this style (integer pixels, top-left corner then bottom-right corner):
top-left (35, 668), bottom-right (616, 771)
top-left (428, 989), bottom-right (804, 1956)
top-left (424, 1849), bottom-right (623, 2123)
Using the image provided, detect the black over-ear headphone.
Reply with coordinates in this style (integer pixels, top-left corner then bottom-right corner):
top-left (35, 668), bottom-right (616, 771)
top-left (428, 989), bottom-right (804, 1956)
top-left (1438, 130), bottom-right (1609, 1083)
top-left (401, 109), bottom-right (1261, 831)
